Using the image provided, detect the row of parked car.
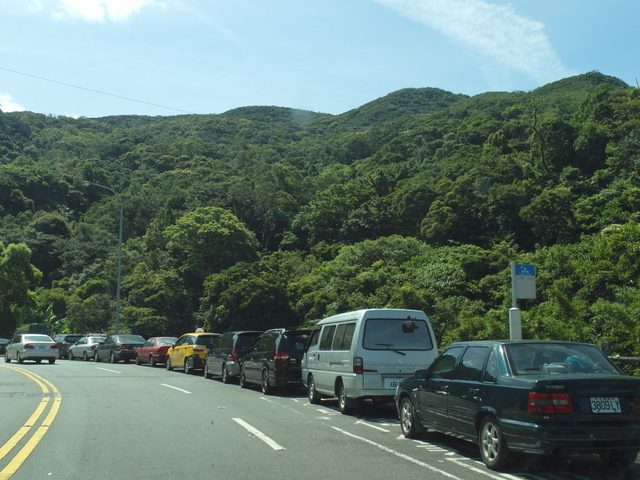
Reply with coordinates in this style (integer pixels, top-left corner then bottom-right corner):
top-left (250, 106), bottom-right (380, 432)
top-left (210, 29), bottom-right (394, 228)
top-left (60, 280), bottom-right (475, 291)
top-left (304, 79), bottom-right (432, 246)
top-left (5, 308), bottom-right (640, 471)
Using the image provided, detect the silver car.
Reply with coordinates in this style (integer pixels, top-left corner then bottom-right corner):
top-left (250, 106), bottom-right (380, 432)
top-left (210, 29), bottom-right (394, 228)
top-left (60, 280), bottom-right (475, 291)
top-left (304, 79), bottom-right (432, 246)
top-left (68, 335), bottom-right (106, 361)
top-left (5, 334), bottom-right (58, 364)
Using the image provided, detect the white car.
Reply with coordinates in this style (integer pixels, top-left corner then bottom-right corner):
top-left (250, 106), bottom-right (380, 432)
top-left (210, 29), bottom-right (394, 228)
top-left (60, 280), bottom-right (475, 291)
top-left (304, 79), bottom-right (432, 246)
top-left (68, 335), bottom-right (106, 361)
top-left (5, 334), bottom-right (58, 364)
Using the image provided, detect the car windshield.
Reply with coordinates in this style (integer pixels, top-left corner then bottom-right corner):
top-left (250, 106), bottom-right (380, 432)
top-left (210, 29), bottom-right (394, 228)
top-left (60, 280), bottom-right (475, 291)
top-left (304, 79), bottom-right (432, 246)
top-left (158, 338), bottom-right (177, 346)
top-left (118, 335), bottom-right (145, 343)
top-left (506, 343), bottom-right (621, 375)
top-left (195, 335), bottom-right (219, 347)
top-left (24, 335), bottom-right (53, 343)
top-left (280, 334), bottom-right (309, 353)
top-left (362, 319), bottom-right (434, 351)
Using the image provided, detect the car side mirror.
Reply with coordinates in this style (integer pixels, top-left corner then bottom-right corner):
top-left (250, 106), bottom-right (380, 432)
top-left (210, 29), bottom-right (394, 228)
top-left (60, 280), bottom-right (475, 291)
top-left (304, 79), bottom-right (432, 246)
top-left (414, 368), bottom-right (429, 380)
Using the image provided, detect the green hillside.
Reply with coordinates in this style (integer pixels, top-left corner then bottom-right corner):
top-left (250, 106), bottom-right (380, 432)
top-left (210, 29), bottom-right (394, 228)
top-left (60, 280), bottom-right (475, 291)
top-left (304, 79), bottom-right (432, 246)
top-left (1, 71), bottom-right (639, 363)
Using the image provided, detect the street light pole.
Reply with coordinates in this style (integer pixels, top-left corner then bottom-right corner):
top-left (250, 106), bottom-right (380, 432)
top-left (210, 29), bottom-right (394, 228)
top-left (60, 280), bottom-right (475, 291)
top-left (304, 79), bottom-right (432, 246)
top-left (85, 181), bottom-right (123, 335)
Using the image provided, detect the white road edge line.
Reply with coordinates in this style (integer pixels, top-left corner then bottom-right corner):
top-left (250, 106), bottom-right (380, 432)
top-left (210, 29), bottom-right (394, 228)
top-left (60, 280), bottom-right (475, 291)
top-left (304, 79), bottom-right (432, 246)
top-left (447, 457), bottom-right (521, 480)
top-left (96, 367), bottom-right (121, 374)
top-left (330, 425), bottom-right (459, 479)
top-left (355, 420), bottom-right (390, 433)
top-left (232, 418), bottom-right (286, 451)
top-left (160, 384), bottom-right (192, 394)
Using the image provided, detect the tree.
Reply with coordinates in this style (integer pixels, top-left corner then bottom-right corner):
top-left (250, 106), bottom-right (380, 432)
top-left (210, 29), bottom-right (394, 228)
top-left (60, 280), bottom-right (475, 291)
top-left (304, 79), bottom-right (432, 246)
top-left (0, 242), bottom-right (43, 336)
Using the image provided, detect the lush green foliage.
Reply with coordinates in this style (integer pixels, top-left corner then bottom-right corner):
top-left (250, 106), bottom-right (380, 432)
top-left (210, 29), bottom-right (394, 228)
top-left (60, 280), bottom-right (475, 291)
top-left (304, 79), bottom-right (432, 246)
top-left (1, 71), bottom-right (639, 359)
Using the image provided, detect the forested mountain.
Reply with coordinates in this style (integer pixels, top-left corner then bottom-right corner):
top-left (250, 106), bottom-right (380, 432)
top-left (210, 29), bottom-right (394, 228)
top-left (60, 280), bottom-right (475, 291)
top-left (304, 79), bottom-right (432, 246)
top-left (1, 71), bottom-right (639, 360)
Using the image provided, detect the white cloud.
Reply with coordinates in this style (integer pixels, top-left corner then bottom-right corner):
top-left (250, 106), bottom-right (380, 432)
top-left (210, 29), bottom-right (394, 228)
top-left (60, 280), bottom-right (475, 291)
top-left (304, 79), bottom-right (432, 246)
top-left (32, 0), bottom-right (160, 22)
top-left (373, 0), bottom-right (573, 83)
top-left (0, 94), bottom-right (25, 113)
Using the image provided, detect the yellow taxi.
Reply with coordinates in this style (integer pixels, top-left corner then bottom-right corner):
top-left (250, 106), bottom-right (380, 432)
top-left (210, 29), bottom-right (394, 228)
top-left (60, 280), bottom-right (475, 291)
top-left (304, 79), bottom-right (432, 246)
top-left (165, 331), bottom-right (220, 374)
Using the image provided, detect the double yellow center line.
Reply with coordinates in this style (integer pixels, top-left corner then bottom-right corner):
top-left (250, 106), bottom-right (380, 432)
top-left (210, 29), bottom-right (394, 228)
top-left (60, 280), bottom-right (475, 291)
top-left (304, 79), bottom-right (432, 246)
top-left (0, 366), bottom-right (61, 479)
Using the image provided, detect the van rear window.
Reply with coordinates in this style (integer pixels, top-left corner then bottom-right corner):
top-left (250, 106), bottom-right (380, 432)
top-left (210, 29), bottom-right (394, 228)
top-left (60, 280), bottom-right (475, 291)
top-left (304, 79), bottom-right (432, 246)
top-left (363, 319), bottom-right (433, 351)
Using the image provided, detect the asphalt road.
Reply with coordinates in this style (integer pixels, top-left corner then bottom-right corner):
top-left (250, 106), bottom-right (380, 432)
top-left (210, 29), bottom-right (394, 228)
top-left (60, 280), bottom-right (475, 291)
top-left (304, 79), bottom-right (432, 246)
top-left (1, 359), bottom-right (639, 480)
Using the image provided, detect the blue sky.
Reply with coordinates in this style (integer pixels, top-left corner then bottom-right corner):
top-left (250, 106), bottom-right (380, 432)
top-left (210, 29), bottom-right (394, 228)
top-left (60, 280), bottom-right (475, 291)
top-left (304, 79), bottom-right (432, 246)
top-left (1, 0), bottom-right (637, 118)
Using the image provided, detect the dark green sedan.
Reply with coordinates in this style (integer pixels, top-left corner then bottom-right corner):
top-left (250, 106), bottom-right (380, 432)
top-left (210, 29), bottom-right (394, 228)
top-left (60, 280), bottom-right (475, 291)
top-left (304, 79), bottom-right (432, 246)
top-left (395, 340), bottom-right (640, 470)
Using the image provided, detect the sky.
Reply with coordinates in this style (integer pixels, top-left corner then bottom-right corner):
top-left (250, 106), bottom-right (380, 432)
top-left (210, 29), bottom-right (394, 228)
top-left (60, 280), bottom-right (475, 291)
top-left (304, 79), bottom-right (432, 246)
top-left (0, 0), bottom-right (637, 118)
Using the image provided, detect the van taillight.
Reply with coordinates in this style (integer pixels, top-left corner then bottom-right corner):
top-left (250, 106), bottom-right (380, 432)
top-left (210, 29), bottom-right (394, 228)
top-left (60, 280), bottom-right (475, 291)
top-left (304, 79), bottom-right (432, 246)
top-left (230, 349), bottom-right (239, 362)
top-left (353, 357), bottom-right (363, 374)
top-left (274, 351), bottom-right (290, 361)
top-left (527, 392), bottom-right (573, 414)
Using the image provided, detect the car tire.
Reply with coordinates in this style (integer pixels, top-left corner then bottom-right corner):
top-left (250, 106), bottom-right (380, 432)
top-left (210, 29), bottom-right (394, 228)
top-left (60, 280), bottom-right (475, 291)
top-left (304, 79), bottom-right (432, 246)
top-left (307, 375), bottom-right (321, 404)
top-left (479, 416), bottom-right (510, 470)
top-left (48, 358), bottom-right (55, 364)
top-left (82, 351), bottom-right (89, 361)
top-left (110, 351), bottom-right (117, 363)
top-left (239, 366), bottom-right (248, 389)
top-left (221, 364), bottom-right (231, 384)
top-left (203, 361), bottom-right (211, 379)
top-left (338, 383), bottom-right (360, 414)
top-left (17, 352), bottom-right (23, 364)
top-left (135, 355), bottom-right (141, 365)
top-left (184, 357), bottom-right (192, 375)
top-left (5, 353), bottom-right (10, 363)
top-left (149, 356), bottom-right (155, 367)
top-left (261, 369), bottom-right (273, 395)
top-left (69, 351), bottom-right (75, 361)
top-left (166, 357), bottom-right (173, 371)
top-left (399, 397), bottom-right (420, 438)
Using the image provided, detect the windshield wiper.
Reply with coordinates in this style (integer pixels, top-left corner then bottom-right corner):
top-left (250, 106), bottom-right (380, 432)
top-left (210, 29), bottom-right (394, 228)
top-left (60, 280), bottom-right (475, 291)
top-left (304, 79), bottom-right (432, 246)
top-left (376, 343), bottom-right (407, 355)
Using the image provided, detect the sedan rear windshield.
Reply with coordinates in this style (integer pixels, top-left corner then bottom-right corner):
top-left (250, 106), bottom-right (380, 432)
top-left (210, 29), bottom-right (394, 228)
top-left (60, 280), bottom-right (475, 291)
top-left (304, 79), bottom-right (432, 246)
top-left (506, 343), bottom-right (621, 375)
top-left (24, 335), bottom-right (53, 343)
top-left (363, 319), bottom-right (433, 351)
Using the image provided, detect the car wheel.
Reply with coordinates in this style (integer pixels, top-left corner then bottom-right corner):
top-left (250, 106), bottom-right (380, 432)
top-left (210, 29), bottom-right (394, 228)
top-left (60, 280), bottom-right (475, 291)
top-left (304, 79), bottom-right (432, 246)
top-left (110, 351), bottom-right (117, 363)
top-left (203, 361), bottom-right (211, 379)
top-left (135, 355), bottom-right (141, 365)
top-left (601, 450), bottom-right (638, 468)
top-left (307, 375), bottom-right (321, 404)
top-left (149, 356), bottom-right (155, 368)
top-left (239, 366), bottom-right (248, 388)
top-left (221, 364), bottom-right (230, 384)
top-left (94, 352), bottom-right (100, 362)
top-left (338, 383), bottom-right (359, 414)
top-left (184, 357), bottom-right (192, 374)
top-left (48, 358), bottom-right (55, 364)
top-left (36, 359), bottom-right (42, 364)
top-left (261, 369), bottom-right (273, 395)
top-left (479, 416), bottom-right (510, 470)
top-left (17, 352), bottom-right (23, 364)
top-left (82, 351), bottom-right (89, 361)
top-left (399, 397), bottom-right (420, 438)
top-left (166, 357), bottom-right (173, 371)
top-left (5, 353), bottom-right (10, 363)
top-left (69, 351), bottom-right (75, 361)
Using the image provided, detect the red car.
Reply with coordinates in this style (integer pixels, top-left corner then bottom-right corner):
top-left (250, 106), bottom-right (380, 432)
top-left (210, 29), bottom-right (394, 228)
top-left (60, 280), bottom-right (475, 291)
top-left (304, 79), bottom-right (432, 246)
top-left (135, 336), bottom-right (178, 367)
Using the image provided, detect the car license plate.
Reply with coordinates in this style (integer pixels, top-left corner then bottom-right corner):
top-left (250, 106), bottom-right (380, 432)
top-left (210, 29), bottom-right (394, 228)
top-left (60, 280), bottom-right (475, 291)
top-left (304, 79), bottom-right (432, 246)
top-left (590, 397), bottom-right (621, 413)
top-left (385, 378), bottom-right (403, 389)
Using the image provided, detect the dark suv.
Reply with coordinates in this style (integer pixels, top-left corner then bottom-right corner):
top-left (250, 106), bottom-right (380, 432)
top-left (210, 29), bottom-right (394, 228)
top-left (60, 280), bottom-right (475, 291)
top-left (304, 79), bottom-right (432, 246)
top-left (54, 334), bottom-right (84, 359)
top-left (204, 331), bottom-right (263, 383)
top-left (239, 328), bottom-right (310, 394)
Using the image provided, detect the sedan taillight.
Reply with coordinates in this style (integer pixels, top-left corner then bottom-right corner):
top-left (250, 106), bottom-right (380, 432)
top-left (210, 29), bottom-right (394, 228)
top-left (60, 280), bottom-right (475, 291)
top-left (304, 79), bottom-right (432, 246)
top-left (528, 392), bottom-right (573, 414)
top-left (23, 344), bottom-right (35, 349)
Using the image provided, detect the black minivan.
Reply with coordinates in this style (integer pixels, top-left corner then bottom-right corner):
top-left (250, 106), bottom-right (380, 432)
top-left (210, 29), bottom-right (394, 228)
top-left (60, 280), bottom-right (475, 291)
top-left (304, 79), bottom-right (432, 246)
top-left (239, 328), bottom-right (310, 394)
top-left (203, 330), bottom-right (263, 383)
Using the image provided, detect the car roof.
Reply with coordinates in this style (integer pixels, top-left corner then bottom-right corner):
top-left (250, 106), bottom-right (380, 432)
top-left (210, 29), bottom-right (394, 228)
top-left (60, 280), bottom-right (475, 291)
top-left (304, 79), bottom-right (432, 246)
top-left (447, 340), bottom-right (595, 348)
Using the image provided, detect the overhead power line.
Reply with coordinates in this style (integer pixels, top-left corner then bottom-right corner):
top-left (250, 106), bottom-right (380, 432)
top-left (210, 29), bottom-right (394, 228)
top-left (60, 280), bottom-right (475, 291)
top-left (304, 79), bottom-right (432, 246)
top-left (0, 66), bottom-right (195, 115)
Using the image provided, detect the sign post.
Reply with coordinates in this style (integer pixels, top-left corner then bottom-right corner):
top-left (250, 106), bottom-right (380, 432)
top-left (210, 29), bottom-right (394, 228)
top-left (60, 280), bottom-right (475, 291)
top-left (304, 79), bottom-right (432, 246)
top-left (510, 263), bottom-right (536, 340)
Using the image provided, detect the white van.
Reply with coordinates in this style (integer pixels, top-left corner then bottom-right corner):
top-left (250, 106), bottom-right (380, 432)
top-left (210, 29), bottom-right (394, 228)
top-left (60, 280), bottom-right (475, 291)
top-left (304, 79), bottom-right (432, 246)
top-left (301, 308), bottom-right (438, 414)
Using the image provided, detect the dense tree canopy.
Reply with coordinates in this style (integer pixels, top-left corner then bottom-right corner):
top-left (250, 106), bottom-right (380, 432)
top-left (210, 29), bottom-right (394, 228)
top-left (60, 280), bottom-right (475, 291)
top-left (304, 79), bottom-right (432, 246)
top-left (1, 71), bottom-right (640, 362)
